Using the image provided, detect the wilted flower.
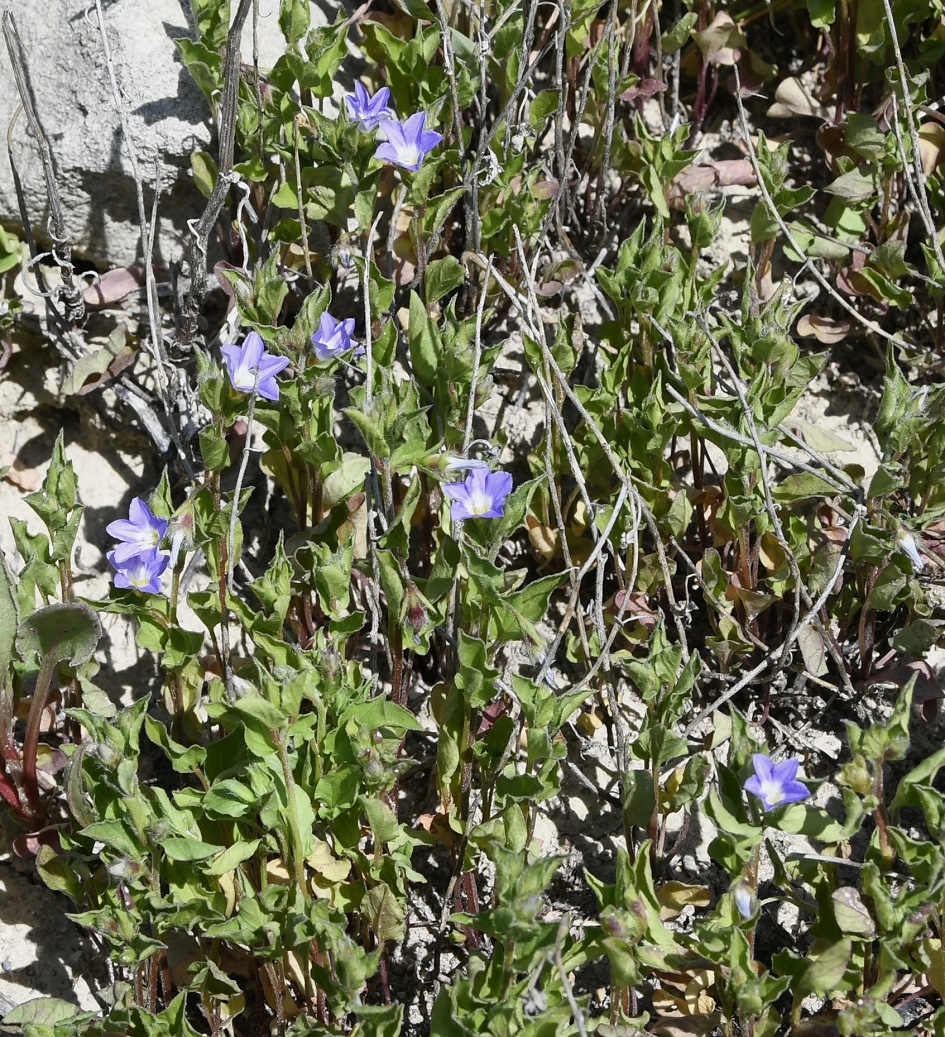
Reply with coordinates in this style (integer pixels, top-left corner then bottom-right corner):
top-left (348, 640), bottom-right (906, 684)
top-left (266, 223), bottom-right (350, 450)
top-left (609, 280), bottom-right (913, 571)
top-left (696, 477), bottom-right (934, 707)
top-left (744, 753), bottom-right (810, 812)
top-left (443, 455), bottom-right (491, 473)
top-left (345, 83), bottom-right (394, 132)
top-left (898, 532), bottom-right (925, 573)
top-left (108, 548), bottom-right (169, 594)
top-left (443, 467), bottom-right (513, 520)
top-left (375, 112), bottom-right (443, 172)
top-left (221, 330), bottom-right (290, 402)
top-left (311, 312), bottom-right (360, 362)
top-left (106, 498), bottom-right (167, 564)
top-left (167, 501), bottom-right (196, 569)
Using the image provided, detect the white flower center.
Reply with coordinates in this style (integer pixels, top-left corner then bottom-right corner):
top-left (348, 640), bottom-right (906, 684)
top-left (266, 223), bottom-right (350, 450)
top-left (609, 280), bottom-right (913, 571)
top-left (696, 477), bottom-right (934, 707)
top-left (129, 562), bottom-right (152, 588)
top-left (468, 490), bottom-right (493, 515)
top-left (235, 363), bottom-right (258, 390)
top-left (760, 778), bottom-right (784, 806)
top-left (400, 144), bottom-right (421, 167)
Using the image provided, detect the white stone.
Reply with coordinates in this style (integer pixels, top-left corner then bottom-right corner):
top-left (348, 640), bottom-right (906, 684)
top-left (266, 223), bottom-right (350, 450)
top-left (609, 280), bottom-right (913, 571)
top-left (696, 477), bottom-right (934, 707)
top-left (0, 1), bottom-right (331, 269)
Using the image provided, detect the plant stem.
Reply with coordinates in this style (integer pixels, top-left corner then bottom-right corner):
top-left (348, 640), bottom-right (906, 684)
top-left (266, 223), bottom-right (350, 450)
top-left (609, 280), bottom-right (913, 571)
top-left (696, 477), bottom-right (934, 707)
top-left (21, 648), bottom-right (60, 816)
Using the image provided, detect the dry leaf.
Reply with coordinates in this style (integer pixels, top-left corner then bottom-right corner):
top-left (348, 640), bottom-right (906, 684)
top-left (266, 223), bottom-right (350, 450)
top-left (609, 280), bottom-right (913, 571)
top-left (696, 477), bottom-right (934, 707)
top-left (82, 264), bottom-right (144, 309)
top-left (658, 881), bottom-right (712, 920)
top-left (0, 448), bottom-right (41, 491)
top-left (796, 314), bottom-right (853, 344)
top-left (919, 121), bottom-right (945, 177)
top-left (768, 77), bottom-right (830, 121)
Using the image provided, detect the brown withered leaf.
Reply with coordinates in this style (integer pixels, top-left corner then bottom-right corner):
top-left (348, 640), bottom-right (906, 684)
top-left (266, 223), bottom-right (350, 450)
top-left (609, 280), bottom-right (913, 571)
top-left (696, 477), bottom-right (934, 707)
top-left (0, 449), bottom-right (41, 491)
top-left (610, 589), bottom-right (660, 630)
top-left (527, 514), bottom-right (560, 565)
top-left (657, 882), bottom-right (712, 920)
top-left (669, 159), bottom-right (756, 204)
top-left (768, 76), bottom-right (830, 121)
top-left (692, 12), bottom-right (745, 65)
top-left (797, 313), bottom-right (853, 343)
top-left (919, 121), bottom-right (945, 177)
top-left (82, 264), bottom-right (145, 309)
top-left (63, 324), bottom-right (137, 396)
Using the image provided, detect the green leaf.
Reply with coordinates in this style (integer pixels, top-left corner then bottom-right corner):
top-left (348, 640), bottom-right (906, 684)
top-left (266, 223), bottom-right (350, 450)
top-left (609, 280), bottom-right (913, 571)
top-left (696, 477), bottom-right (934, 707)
top-left (205, 838), bottom-right (261, 876)
top-left (191, 150), bottom-right (218, 199)
top-left (528, 89), bottom-right (560, 130)
top-left (797, 937), bottom-right (852, 997)
top-left (824, 167), bottom-right (876, 203)
top-left (363, 881), bottom-right (406, 942)
top-left (162, 836), bottom-right (223, 862)
top-left (17, 602), bottom-right (102, 668)
top-left (424, 256), bottom-right (465, 306)
top-left (279, 0), bottom-right (310, 44)
top-left (407, 290), bottom-right (441, 387)
top-left (2, 997), bottom-right (85, 1027)
top-left (322, 453), bottom-right (372, 507)
top-left (0, 548), bottom-right (18, 692)
top-left (865, 562), bottom-right (908, 611)
top-left (80, 819), bottom-right (143, 858)
top-left (199, 425), bottom-right (230, 471)
top-left (204, 778), bottom-right (260, 818)
top-left (343, 698), bottom-right (422, 734)
top-left (145, 715), bottom-right (207, 774)
top-left (391, 0), bottom-right (434, 20)
top-left (363, 796), bottom-right (400, 844)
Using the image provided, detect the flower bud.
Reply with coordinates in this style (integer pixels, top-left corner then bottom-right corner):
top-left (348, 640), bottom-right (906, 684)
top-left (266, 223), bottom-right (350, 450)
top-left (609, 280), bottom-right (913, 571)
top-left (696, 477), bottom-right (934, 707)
top-left (733, 882), bottom-right (757, 920)
top-left (405, 581), bottom-right (428, 634)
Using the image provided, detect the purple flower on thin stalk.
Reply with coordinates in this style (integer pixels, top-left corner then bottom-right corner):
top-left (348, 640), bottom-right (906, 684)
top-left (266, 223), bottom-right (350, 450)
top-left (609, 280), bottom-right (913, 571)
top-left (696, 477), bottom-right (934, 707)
top-left (221, 331), bottom-right (290, 402)
top-left (744, 753), bottom-right (810, 812)
top-left (374, 112), bottom-right (443, 172)
top-left (106, 498), bottom-right (168, 564)
top-left (345, 83), bottom-right (394, 132)
top-left (311, 312), bottom-right (361, 362)
top-left (108, 548), bottom-right (169, 594)
top-left (443, 468), bottom-right (513, 520)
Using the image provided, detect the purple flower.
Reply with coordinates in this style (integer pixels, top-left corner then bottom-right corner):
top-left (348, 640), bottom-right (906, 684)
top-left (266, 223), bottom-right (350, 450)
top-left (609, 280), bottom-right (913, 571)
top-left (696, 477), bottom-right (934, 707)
top-left (345, 83), bottom-right (394, 132)
top-left (106, 498), bottom-right (168, 564)
top-left (221, 331), bottom-right (290, 402)
top-left (744, 753), bottom-right (810, 812)
top-left (108, 548), bottom-right (169, 594)
top-left (443, 468), bottom-right (513, 520)
top-left (374, 112), bottom-right (443, 172)
top-left (311, 312), bottom-right (360, 362)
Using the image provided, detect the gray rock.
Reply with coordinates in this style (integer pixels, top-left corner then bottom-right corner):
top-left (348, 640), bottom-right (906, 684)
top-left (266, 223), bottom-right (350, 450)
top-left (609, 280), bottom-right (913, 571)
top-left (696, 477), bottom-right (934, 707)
top-left (0, 1), bottom-right (338, 270)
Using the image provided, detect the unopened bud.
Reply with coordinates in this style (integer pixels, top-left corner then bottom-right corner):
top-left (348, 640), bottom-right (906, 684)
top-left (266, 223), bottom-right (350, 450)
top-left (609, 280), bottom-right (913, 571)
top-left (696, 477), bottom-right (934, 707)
top-left (733, 883), bottom-right (756, 920)
top-left (405, 582), bottom-right (428, 633)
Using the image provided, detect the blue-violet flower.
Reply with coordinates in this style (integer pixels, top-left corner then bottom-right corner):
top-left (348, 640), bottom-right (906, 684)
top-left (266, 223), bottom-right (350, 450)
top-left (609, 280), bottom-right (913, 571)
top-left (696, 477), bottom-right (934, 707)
top-left (443, 468), bottom-right (513, 520)
top-left (106, 497), bottom-right (168, 564)
top-left (375, 112), bottom-right (443, 172)
top-left (108, 548), bottom-right (169, 594)
top-left (221, 330), bottom-right (290, 402)
top-left (345, 83), bottom-right (394, 132)
top-left (744, 753), bottom-right (810, 812)
top-left (311, 312), bottom-right (360, 362)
